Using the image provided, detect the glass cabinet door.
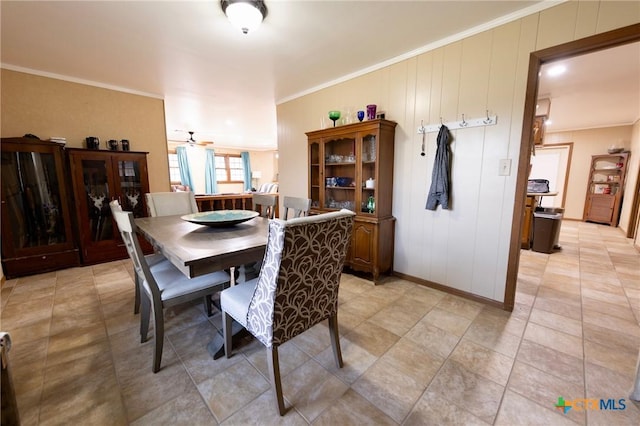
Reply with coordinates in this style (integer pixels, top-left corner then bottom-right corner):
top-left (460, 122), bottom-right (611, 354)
top-left (309, 142), bottom-right (321, 209)
top-left (79, 158), bottom-right (116, 243)
top-left (360, 132), bottom-right (377, 214)
top-left (1, 151), bottom-right (69, 250)
top-left (116, 157), bottom-right (145, 217)
top-left (324, 136), bottom-right (356, 211)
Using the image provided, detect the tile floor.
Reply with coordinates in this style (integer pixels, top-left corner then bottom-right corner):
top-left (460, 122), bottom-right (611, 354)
top-left (1, 220), bottom-right (639, 425)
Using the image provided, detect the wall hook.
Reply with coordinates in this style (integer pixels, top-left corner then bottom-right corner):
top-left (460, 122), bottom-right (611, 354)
top-left (420, 120), bottom-right (426, 156)
top-left (460, 114), bottom-right (468, 127)
top-left (483, 110), bottom-right (492, 124)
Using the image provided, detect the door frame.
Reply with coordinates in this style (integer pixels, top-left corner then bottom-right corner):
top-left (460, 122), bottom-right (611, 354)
top-left (503, 23), bottom-right (640, 311)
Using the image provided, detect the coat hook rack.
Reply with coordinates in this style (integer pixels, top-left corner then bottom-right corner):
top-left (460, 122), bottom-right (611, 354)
top-left (417, 113), bottom-right (498, 133)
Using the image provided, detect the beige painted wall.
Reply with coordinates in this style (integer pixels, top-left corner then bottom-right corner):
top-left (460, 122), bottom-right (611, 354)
top-left (276, 1), bottom-right (640, 302)
top-left (545, 125), bottom-right (634, 220)
top-left (1, 69), bottom-right (170, 192)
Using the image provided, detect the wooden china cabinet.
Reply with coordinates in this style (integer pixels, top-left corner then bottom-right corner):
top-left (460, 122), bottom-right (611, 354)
top-left (306, 119), bottom-right (396, 282)
top-left (1, 137), bottom-right (80, 277)
top-left (66, 148), bottom-right (152, 264)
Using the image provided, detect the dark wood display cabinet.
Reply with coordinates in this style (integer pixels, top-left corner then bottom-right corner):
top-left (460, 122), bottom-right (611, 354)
top-left (67, 149), bottom-right (153, 264)
top-left (1, 137), bottom-right (80, 278)
top-left (306, 119), bottom-right (396, 282)
top-left (583, 152), bottom-right (629, 226)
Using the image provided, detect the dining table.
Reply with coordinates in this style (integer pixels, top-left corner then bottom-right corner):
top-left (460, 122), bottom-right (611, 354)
top-left (134, 212), bottom-right (269, 358)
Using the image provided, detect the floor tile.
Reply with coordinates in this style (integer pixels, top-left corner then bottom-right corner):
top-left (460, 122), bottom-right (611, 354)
top-left (282, 358), bottom-right (348, 422)
top-left (425, 360), bottom-right (504, 424)
top-left (352, 357), bottom-right (426, 423)
top-left (405, 391), bottom-right (490, 425)
top-left (198, 359), bottom-right (270, 422)
top-left (313, 388), bottom-right (397, 425)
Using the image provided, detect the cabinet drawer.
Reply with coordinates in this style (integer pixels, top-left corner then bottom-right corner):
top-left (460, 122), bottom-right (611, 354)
top-left (2, 249), bottom-right (80, 279)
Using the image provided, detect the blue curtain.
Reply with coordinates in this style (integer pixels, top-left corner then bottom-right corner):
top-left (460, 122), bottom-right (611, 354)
top-left (176, 146), bottom-right (194, 192)
top-left (241, 151), bottom-right (252, 192)
top-left (204, 148), bottom-right (218, 194)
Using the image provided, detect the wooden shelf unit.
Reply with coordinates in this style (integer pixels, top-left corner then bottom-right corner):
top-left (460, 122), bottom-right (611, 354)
top-left (583, 152), bottom-right (629, 226)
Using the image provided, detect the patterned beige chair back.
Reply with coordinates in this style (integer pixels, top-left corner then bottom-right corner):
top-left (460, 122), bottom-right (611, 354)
top-left (145, 191), bottom-right (198, 217)
top-left (245, 210), bottom-right (355, 347)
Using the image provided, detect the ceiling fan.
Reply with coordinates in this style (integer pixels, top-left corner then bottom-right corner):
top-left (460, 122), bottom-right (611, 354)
top-left (178, 130), bottom-right (214, 146)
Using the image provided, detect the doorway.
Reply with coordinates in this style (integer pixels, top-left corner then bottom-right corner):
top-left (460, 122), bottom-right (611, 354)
top-left (503, 23), bottom-right (640, 311)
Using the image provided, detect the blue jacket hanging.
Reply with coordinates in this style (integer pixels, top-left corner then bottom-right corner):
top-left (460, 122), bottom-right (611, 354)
top-left (426, 125), bottom-right (451, 210)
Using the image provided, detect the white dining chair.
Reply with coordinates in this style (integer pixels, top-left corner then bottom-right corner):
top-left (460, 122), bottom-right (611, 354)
top-left (220, 209), bottom-right (355, 415)
top-left (145, 191), bottom-right (198, 217)
top-left (281, 196), bottom-right (311, 220)
top-left (112, 210), bottom-right (231, 373)
top-left (252, 193), bottom-right (277, 219)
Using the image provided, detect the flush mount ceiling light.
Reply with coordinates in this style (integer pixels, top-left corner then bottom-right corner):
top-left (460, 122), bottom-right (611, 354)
top-left (221, 0), bottom-right (268, 35)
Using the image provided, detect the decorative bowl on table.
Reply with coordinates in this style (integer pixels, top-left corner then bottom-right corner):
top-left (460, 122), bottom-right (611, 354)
top-left (335, 177), bottom-right (353, 187)
top-left (181, 210), bottom-right (259, 227)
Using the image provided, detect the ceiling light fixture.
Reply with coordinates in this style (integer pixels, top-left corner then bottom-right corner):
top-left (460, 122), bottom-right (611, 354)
top-left (547, 64), bottom-right (567, 77)
top-left (221, 0), bottom-right (267, 35)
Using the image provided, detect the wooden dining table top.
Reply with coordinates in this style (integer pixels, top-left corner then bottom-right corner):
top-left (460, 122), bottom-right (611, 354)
top-left (134, 214), bottom-right (269, 278)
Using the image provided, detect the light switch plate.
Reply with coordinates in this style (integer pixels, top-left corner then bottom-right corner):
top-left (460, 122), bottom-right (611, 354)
top-left (499, 159), bottom-right (511, 176)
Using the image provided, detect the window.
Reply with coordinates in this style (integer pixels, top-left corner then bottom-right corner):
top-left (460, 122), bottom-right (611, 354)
top-left (215, 154), bottom-right (244, 183)
top-left (168, 153), bottom-right (181, 183)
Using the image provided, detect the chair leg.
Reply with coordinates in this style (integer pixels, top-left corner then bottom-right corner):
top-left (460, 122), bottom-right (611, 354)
top-left (222, 312), bottom-right (233, 358)
top-left (134, 273), bottom-right (141, 314)
top-left (152, 304), bottom-right (165, 373)
top-left (204, 295), bottom-right (213, 316)
top-left (328, 314), bottom-right (343, 368)
top-left (140, 293), bottom-right (151, 343)
top-left (267, 346), bottom-right (286, 416)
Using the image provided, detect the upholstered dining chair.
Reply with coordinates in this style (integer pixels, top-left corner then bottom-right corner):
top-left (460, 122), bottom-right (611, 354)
top-left (252, 193), bottom-right (277, 219)
top-left (109, 200), bottom-right (169, 314)
top-left (281, 196), bottom-right (311, 220)
top-left (112, 210), bottom-right (231, 373)
top-left (220, 209), bottom-right (355, 415)
top-left (145, 191), bottom-right (198, 217)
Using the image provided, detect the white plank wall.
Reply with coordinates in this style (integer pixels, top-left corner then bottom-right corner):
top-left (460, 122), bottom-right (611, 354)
top-left (276, 1), bottom-right (640, 303)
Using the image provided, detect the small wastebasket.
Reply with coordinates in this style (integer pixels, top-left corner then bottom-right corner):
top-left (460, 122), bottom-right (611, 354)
top-left (532, 207), bottom-right (564, 254)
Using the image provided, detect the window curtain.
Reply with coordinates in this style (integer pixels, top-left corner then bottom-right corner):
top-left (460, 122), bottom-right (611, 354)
top-left (241, 151), bottom-right (252, 192)
top-left (176, 146), bottom-right (194, 192)
top-left (204, 148), bottom-right (218, 194)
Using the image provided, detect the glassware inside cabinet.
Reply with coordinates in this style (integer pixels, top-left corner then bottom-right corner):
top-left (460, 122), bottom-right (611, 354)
top-left (324, 136), bottom-right (356, 211)
top-left (362, 134), bottom-right (376, 162)
top-left (80, 159), bottom-right (113, 242)
top-left (117, 159), bottom-right (145, 217)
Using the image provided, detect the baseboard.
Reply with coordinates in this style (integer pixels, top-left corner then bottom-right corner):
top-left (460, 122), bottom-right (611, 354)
top-left (391, 271), bottom-right (509, 311)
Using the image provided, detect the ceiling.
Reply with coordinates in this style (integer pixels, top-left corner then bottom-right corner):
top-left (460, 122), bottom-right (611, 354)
top-left (538, 41), bottom-right (640, 133)
top-left (1, 1), bottom-right (638, 149)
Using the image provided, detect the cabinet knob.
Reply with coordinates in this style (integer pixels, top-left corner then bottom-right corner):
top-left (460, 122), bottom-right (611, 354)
top-left (42, 256), bottom-right (47, 260)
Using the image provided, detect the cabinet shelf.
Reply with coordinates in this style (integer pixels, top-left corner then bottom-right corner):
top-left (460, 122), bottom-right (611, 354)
top-left (583, 152), bottom-right (629, 226)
